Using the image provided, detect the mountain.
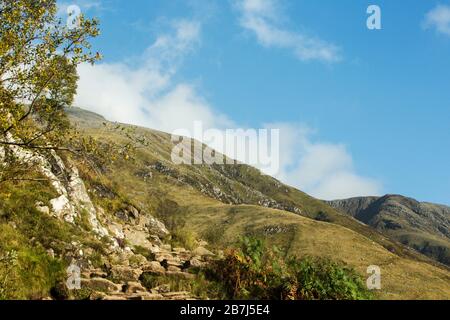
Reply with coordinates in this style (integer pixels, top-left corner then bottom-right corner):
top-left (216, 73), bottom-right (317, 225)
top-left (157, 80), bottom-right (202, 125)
top-left (65, 107), bottom-right (449, 299)
top-left (1, 107), bottom-right (449, 300)
top-left (326, 195), bottom-right (450, 266)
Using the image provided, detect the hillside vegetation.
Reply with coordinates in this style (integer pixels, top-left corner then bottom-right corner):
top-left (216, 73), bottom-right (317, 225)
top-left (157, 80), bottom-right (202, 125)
top-left (64, 107), bottom-right (450, 300)
top-left (1, 0), bottom-right (448, 302)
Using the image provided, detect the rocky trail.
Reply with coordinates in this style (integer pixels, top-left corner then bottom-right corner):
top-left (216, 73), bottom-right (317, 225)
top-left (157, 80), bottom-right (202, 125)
top-left (79, 242), bottom-right (215, 300)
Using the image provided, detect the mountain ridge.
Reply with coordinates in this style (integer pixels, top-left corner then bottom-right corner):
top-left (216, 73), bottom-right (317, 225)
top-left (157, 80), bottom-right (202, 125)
top-left (3, 106), bottom-right (442, 299)
top-left (326, 195), bottom-right (450, 266)
top-left (61, 107), bottom-right (450, 299)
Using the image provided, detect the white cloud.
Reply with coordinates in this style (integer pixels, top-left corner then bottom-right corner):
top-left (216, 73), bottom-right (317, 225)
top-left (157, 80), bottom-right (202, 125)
top-left (268, 123), bottom-right (382, 200)
top-left (234, 0), bottom-right (341, 62)
top-left (74, 14), bottom-right (380, 200)
top-left (424, 4), bottom-right (450, 36)
top-left (75, 19), bottom-right (232, 133)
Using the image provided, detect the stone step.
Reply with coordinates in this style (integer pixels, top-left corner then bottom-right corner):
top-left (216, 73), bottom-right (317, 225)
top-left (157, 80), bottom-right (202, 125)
top-left (162, 291), bottom-right (192, 300)
top-left (81, 278), bottom-right (122, 293)
top-left (109, 265), bottom-right (142, 282)
top-left (192, 247), bottom-right (214, 257)
top-left (160, 259), bottom-right (183, 269)
top-left (155, 253), bottom-right (178, 262)
top-left (82, 268), bottom-right (108, 279)
top-left (150, 284), bottom-right (171, 294)
top-left (166, 265), bottom-right (182, 272)
top-left (103, 295), bottom-right (127, 300)
top-left (125, 292), bottom-right (164, 300)
top-left (188, 257), bottom-right (206, 268)
top-left (123, 281), bottom-right (147, 294)
top-left (142, 261), bottom-right (166, 274)
top-left (160, 244), bottom-right (172, 251)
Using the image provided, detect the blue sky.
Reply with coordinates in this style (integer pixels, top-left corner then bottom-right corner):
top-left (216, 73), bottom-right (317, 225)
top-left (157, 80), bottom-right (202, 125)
top-left (60, 0), bottom-right (450, 204)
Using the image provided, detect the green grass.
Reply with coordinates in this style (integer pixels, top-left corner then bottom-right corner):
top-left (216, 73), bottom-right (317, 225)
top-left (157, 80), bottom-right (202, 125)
top-left (0, 223), bottom-right (66, 299)
top-left (0, 178), bottom-right (110, 299)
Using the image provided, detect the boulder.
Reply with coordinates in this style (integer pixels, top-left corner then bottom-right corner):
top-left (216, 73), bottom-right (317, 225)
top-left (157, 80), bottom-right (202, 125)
top-left (144, 216), bottom-right (169, 238)
top-left (123, 281), bottom-right (147, 294)
top-left (36, 201), bottom-right (50, 215)
top-left (124, 229), bottom-right (153, 251)
top-left (155, 252), bottom-right (177, 262)
top-left (81, 278), bottom-right (121, 293)
top-left (89, 291), bottom-right (107, 300)
top-left (189, 257), bottom-right (205, 268)
top-left (110, 265), bottom-right (142, 282)
top-left (167, 265), bottom-right (182, 272)
top-left (192, 247), bottom-right (214, 257)
top-left (160, 244), bottom-right (172, 252)
top-left (50, 195), bottom-right (76, 223)
top-left (148, 235), bottom-right (163, 246)
top-left (142, 261), bottom-right (166, 274)
top-left (127, 205), bottom-right (140, 220)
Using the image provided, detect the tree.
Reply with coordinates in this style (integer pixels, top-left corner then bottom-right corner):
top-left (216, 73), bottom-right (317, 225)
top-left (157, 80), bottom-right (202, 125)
top-left (0, 0), bottom-right (100, 181)
top-left (0, 0), bottom-right (99, 149)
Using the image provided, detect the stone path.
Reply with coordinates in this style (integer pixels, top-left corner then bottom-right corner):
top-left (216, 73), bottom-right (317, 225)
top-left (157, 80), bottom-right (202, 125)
top-left (80, 243), bottom-right (214, 300)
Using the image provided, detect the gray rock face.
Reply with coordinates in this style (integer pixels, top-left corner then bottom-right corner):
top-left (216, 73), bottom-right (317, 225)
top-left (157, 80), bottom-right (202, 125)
top-left (326, 195), bottom-right (450, 265)
top-left (326, 196), bottom-right (379, 219)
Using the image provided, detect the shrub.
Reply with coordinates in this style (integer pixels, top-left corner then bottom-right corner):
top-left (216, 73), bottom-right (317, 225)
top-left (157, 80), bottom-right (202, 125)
top-left (206, 237), bottom-right (371, 300)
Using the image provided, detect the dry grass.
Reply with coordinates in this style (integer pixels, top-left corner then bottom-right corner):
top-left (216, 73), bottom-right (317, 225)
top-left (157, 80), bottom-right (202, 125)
top-left (178, 203), bottom-right (450, 300)
top-left (68, 107), bottom-right (450, 300)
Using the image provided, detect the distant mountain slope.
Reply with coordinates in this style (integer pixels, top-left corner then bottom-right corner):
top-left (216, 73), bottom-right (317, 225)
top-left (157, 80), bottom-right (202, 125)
top-left (326, 195), bottom-right (450, 265)
top-left (62, 107), bottom-right (450, 299)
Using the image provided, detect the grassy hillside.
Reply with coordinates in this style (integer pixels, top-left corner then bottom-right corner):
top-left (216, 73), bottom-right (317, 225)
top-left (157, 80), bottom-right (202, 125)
top-left (66, 107), bottom-right (450, 300)
top-left (0, 179), bottom-right (108, 299)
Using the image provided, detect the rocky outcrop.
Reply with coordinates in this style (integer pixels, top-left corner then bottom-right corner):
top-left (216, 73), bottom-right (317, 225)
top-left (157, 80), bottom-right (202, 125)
top-left (325, 196), bottom-right (379, 219)
top-left (2, 134), bottom-right (174, 258)
top-left (138, 160), bottom-right (302, 215)
top-left (1, 134), bottom-right (110, 237)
